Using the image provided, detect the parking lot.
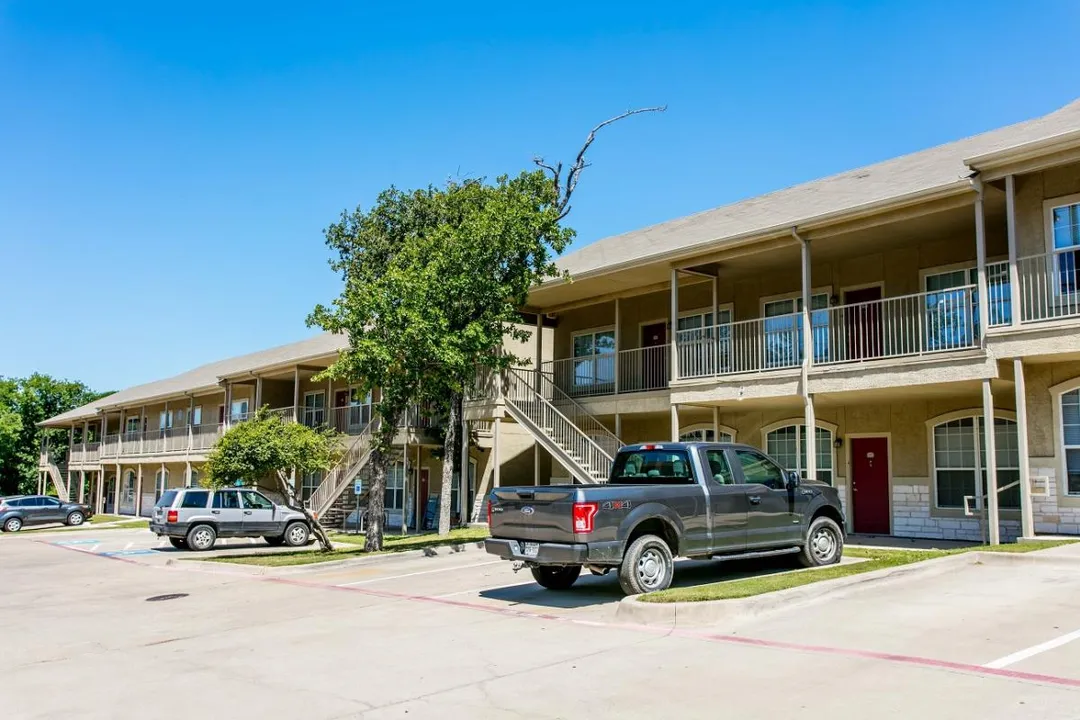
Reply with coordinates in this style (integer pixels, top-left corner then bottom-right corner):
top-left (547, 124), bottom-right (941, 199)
top-left (4, 528), bottom-right (1080, 719)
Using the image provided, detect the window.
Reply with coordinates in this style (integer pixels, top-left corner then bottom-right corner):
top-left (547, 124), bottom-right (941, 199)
top-left (212, 491), bottom-right (240, 509)
top-left (303, 392), bottom-right (326, 427)
top-left (158, 411), bottom-right (173, 430)
top-left (122, 470), bottom-right (137, 504)
top-left (154, 469), bottom-right (169, 501)
top-left (678, 309), bottom-right (733, 375)
top-left (41, 497), bottom-right (61, 507)
top-left (191, 406), bottom-right (203, 426)
top-left (572, 329), bottom-right (616, 387)
top-left (679, 426), bottom-right (734, 443)
top-left (1060, 389), bottom-right (1080, 496)
top-left (1049, 201), bottom-right (1080, 297)
top-left (187, 469), bottom-right (200, 488)
top-left (452, 458), bottom-right (477, 516)
top-left (125, 417), bottom-right (141, 435)
top-left (733, 449), bottom-right (786, 490)
top-left (180, 490), bottom-right (209, 509)
top-left (230, 399), bottom-right (250, 422)
top-left (240, 491), bottom-right (274, 510)
top-left (610, 449), bottom-right (693, 483)
top-left (301, 471), bottom-right (323, 502)
top-left (705, 450), bottom-right (734, 485)
top-left (762, 294), bottom-right (829, 367)
top-left (172, 409), bottom-right (186, 428)
top-left (155, 490), bottom-right (178, 508)
top-left (932, 416), bottom-right (1020, 509)
top-left (385, 464), bottom-right (405, 510)
top-left (346, 388), bottom-right (372, 428)
top-left (765, 424), bottom-right (834, 485)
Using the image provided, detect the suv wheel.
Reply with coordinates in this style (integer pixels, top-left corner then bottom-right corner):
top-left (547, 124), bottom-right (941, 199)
top-left (186, 524), bottom-right (217, 551)
top-left (168, 537), bottom-right (187, 550)
top-left (530, 565), bottom-right (582, 590)
top-left (619, 534), bottom-right (674, 595)
top-left (66, 511), bottom-right (85, 527)
top-left (798, 516), bottom-right (844, 568)
top-left (3, 517), bottom-right (22, 533)
top-left (283, 522), bottom-right (310, 547)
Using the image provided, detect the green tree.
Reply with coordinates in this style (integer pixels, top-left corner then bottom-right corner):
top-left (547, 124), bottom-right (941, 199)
top-left (202, 407), bottom-right (339, 551)
top-left (0, 374), bottom-right (110, 496)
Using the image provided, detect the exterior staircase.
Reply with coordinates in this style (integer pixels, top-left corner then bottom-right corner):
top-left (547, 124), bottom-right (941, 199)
top-left (306, 420), bottom-right (376, 520)
top-left (45, 459), bottom-right (70, 502)
top-left (502, 367), bottom-right (622, 484)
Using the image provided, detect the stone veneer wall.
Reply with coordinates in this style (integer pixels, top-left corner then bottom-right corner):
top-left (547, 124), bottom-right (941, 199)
top-left (890, 481), bottom-right (1021, 542)
top-left (1029, 463), bottom-right (1080, 535)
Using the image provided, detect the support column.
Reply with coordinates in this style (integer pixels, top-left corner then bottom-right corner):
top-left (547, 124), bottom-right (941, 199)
top-left (670, 268), bottom-right (679, 379)
top-left (1014, 358), bottom-right (1035, 539)
top-left (493, 417), bottom-right (501, 488)
top-left (535, 313), bottom-right (543, 380)
top-left (78, 470), bottom-right (86, 503)
top-left (670, 404), bottom-right (680, 442)
top-left (293, 368), bottom-right (301, 422)
top-left (188, 397), bottom-right (194, 451)
top-left (712, 407), bottom-right (719, 439)
top-left (614, 298), bottom-right (621, 394)
top-left (68, 426), bottom-right (74, 463)
top-left (974, 178), bottom-right (991, 343)
top-left (255, 376), bottom-right (263, 409)
top-left (982, 379), bottom-right (1000, 545)
top-left (224, 383), bottom-right (232, 428)
top-left (804, 394), bottom-right (817, 482)
top-left (1005, 174), bottom-right (1022, 327)
top-left (96, 471), bottom-right (104, 515)
top-left (615, 413), bottom-right (622, 440)
top-left (113, 464), bottom-right (122, 515)
top-left (186, 460), bottom-right (193, 488)
top-left (135, 464), bottom-right (144, 517)
top-left (139, 406), bottom-right (146, 454)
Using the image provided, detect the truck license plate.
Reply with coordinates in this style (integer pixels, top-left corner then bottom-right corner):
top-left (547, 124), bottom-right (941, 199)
top-left (522, 542), bottom-right (539, 558)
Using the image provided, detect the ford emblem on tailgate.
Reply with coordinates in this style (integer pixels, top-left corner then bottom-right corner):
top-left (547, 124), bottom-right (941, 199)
top-left (520, 506), bottom-right (535, 516)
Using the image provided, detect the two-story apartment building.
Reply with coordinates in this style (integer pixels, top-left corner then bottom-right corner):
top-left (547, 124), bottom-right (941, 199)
top-left (40, 98), bottom-right (1080, 544)
top-left (37, 331), bottom-right (548, 530)
top-left (468, 98), bottom-right (1080, 544)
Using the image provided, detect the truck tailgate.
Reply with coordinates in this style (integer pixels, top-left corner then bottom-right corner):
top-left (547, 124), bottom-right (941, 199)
top-left (489, 486), bottom-right (577, 542)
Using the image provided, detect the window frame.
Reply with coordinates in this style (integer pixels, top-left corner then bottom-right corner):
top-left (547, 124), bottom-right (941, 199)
top-left (926, 409), bottom-right (1020, 511)
top-left (679, 423), bottom-right (736, 444)
top-left (760, 420), bottom-right (837, 486)
top-left (1044, 194), bottom-right (1080, 299)
top-left (1051, 376), bottom-right (1080, 502)
top-left (760, 288), bottom-right (832, 366)
top-left (570, 326), bottom-right (617, 388)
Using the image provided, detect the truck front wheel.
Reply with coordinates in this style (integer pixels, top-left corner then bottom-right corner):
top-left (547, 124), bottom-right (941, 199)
top-left (798, 516), bottom-right (844, 568)
top-left (619, 534), bottom-right (674, 595)
top-left (530, 565), bottom-right (581, 590)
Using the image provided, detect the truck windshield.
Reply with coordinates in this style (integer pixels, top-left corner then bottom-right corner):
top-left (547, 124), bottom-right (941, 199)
top-left (610, 449), bottom-right (694, 484)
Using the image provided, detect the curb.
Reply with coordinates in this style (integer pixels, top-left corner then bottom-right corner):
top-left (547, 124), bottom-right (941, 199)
top-left (171, 539), bottom-right (488, 575)
top-left (616, 551), bottom-right (977, 629)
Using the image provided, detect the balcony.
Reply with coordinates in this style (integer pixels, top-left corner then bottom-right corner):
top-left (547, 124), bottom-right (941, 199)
top-left (988, 250), bottom-right (1080, 326)
top-left (542, 345), bottom-right (671, 398)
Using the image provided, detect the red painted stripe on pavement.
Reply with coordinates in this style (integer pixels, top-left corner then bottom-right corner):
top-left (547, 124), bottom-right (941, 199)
top-left (264, 575), bottom-right (1080, 690)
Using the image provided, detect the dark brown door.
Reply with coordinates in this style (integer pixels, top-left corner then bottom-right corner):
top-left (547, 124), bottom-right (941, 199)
top-left (851, 437), bottom-right (890, 535)
top-left (844, 286), bottom-right (883, 361)
top-left (641, 322), bottom-right (668, 390)
top-left (334, 390), bottom-right (350, 432)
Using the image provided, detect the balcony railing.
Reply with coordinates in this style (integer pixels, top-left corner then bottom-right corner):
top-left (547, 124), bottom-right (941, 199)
top-left (676, 311), bottom-right (806, 379)
top-left (542, 344), bottom-right (671, 398)
top-left (1007, 251), bottom-right (1080, 324)
top-left (68, 442), bottom-right (101, 465)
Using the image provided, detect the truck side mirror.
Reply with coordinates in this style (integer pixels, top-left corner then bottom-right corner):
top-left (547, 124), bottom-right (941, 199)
top-left (786, 471), bottom-right (801, 490)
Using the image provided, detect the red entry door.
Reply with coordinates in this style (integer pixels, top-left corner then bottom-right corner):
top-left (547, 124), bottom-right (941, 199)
top-left (844, 286), bottom-right (883, 361)
top-left (851, 437), bottom-right (890, 534)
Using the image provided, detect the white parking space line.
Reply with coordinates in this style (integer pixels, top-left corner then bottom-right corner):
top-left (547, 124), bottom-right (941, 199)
top-left (124, 542), bottom-right (133, 550)
top-left (336, 560), bottom-right (504, 587)
top-left (984, 628), bottom-right (1080, 669)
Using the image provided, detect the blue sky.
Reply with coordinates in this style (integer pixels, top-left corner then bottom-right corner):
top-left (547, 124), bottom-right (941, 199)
top-left (2, 1), bottom-right (1078, 392)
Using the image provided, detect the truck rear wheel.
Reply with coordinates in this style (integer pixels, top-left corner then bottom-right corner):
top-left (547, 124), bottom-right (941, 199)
top-left (797, 516), bottom-right (844, 568)
top-left (619, 534), bottom-right (674, 595)
top-left (530, 565), bottom-right (581, 590)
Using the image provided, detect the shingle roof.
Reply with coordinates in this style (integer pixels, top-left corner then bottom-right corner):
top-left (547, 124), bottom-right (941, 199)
top-left (41, 333), bottom-right (349, 426)
top-left (556, 98), bottom-right (1080, 278)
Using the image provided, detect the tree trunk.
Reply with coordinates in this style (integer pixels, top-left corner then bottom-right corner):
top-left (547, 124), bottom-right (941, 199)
top-left (437, 393), bottom-right (460, 536)
top-left (276, 470), bottom-right (333, 552)
top-left (364, 413), bottom-right (400, 552)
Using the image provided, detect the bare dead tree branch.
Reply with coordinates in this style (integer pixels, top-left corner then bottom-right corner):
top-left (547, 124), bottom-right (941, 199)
top-left (538, 105), bottom-right (666, 220)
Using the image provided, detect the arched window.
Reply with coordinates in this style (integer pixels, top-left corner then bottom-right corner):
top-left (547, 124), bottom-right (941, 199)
top-left (764, 424), bottom-right (834, 485)
top-left (154, 469), bottom-right (169, 501)
top-left (1060, 388), bottom-right (1080, 496)
top-left (679, 424), bottom-right (735, 443)
top-left (931, 415), bottom-right (1019, 509)
top-left (187, 468), bottom-right (200, 488)
top-left (120, 470), bottom-right (137, 513)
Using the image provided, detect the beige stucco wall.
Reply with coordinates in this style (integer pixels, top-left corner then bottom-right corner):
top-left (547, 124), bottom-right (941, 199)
top-left (1013, 161), bottom-right (1080, 257)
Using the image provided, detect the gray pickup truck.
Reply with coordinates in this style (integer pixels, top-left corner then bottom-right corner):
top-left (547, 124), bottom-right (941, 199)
top-left (485, 442), bottom-right (846, 595)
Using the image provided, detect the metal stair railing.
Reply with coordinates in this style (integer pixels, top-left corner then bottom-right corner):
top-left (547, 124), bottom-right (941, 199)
top-left (503, 367), bottom-right (618, 483)
top-left (306, 420), bottom-right (376, 518)
top-left (46, 460), bottom-right (70, 502)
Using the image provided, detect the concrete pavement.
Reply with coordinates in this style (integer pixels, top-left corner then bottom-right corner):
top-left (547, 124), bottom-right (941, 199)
top-left (4, 532), bottom-right (1080, 719)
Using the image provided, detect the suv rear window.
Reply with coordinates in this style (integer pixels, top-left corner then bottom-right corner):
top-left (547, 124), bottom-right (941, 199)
top-left (181, 490), bottom-right (209, 509)
top-left (610, 449), bottom-right (694, 484)
top-left (155, 491), bottom-right (178, 508)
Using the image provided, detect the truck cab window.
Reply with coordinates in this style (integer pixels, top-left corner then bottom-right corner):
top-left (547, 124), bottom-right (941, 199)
top-left (611, 449), bottom-right (693, 483)
top-left (704, 450), bottom-right (734, 485)
top-left (734, 450), bottom-right (785, 490)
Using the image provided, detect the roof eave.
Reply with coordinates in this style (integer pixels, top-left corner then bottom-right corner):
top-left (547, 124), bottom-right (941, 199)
top-left (964, 129), bottom-right (1080, 175)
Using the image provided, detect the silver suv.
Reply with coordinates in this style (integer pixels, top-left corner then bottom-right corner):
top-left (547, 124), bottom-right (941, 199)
top-left (150, 487), bottom-right (312, 551)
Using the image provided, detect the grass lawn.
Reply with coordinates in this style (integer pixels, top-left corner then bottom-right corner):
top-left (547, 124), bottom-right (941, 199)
top-left (90, 514), bottom-right (128, 524)
top-left (639, 540), bottom-right (1078, 604)
top-left (201, 526), bottom-right (491, 567)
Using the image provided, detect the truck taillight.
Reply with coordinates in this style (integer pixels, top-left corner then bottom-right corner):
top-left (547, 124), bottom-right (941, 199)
top-left (167, 510), bottom-right (178, 523)
top-left (486, 499), bottom-right (492, 526)
top-left (572, 502), bottom-right (599, 534)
